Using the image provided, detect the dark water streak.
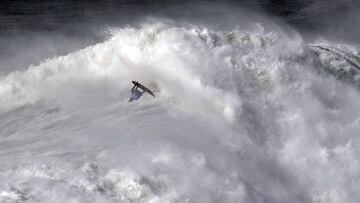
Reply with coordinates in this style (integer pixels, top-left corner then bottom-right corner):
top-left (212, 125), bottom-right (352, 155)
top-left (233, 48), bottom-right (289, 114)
top-left (0, 0), bottom-right (358, 32)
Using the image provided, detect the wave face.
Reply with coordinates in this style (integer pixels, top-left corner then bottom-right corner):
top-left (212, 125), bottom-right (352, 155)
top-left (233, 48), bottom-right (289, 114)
top-left (1, 22), bottom-right (360, 203)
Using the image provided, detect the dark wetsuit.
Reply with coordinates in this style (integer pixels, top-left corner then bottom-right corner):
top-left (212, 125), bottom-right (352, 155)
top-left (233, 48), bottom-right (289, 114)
top-left (129, 86), bottom-right (145, 102)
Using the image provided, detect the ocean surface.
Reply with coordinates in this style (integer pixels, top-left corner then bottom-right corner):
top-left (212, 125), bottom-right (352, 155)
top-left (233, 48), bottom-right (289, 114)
top-left (1, 0), bottom-right (360, 202)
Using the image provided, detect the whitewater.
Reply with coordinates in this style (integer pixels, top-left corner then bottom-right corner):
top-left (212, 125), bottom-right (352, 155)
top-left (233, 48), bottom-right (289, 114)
top-left (0, 21), bottom-right (360, 203)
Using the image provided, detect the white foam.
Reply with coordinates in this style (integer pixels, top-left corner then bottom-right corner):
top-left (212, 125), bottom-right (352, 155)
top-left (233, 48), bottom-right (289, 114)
top-left (0, 21), bottom-right (360, 202)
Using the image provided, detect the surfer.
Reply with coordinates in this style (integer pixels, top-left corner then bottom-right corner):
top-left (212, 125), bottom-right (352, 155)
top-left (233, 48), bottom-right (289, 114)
top-left (129, 81), bottom-right (156, 102)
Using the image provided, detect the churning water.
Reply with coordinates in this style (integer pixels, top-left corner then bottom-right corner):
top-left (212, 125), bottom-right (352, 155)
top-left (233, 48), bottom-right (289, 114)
top-left (1, 1), bottom-right (360, 202)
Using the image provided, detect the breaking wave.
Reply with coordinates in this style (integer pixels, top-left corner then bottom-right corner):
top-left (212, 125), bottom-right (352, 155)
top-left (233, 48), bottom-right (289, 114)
top-left (1, 22), bottom-right (360, 202)
top-left (310, 41), bottom-right (360, 87)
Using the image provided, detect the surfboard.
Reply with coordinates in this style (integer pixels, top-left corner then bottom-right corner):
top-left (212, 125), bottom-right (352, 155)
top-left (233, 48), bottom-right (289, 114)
top-left (132, 81), bottom-right (155, 97)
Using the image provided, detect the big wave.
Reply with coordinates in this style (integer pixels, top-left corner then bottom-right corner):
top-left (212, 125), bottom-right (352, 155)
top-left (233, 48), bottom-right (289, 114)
top-left (0, 22), bottom-right (360, 202)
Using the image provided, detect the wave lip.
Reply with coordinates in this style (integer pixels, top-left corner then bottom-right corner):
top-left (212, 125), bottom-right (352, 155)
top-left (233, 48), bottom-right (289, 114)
top-left (309, 41), bottom-right (360, 87)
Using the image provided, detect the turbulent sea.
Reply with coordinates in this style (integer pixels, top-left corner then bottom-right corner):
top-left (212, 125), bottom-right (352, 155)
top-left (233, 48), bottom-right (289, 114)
top-left (1, 1), bottom-right (360, 202)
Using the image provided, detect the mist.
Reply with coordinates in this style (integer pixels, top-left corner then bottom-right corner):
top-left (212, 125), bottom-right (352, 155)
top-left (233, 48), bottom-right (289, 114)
top-left (1, 1), bottom-right (360, 202)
